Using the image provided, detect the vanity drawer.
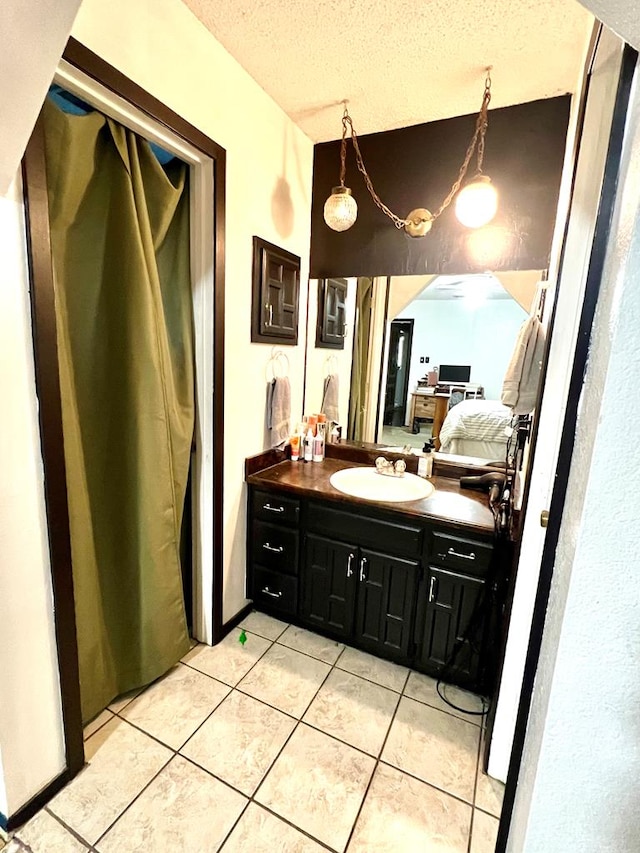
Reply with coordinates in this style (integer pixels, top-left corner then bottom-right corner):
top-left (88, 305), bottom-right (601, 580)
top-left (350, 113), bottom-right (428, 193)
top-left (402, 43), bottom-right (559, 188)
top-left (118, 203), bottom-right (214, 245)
top-left (307, 503), bottom-right (423, 559)
top-left (253, 567), bottom-right (298, 616)
top-left (430, 531), bottom-right (493, 576)
top-left (253, 489), bottom-right (300, 526)
top-left (413, 396), bottom-right (436, 418)
top-left (253, 520), bottom-right (299, 574)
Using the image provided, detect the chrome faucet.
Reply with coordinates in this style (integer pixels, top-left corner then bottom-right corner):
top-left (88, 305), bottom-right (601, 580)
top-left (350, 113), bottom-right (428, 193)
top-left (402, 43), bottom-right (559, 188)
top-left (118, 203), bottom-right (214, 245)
top-left (375, 456), bottom-right (407, 478)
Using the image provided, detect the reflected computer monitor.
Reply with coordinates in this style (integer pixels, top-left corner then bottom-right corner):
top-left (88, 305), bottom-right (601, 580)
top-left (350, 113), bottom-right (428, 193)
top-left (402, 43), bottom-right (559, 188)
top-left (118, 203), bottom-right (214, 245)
top-left (438, 364), bottom-right (471, 384)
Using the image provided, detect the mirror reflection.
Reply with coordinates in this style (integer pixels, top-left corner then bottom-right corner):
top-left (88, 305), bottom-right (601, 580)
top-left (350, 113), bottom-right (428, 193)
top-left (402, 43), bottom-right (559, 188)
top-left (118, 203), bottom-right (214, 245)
top-left (305, 270), bottom-right (543, 464)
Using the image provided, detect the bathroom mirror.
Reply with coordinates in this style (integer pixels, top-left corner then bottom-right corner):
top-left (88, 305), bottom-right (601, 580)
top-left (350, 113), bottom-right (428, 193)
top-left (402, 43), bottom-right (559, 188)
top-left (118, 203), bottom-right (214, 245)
top-left (303, 269), bottom-right (543, 465)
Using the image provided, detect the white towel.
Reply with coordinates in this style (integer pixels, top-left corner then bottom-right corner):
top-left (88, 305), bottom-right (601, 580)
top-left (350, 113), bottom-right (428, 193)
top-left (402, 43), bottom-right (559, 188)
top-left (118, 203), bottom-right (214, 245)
top-left (321, 373), bottom-right (340, 423)
top-left (501, 316), bottom-right (546, 414)
top-left (267, 376), bottom-right (291, 448)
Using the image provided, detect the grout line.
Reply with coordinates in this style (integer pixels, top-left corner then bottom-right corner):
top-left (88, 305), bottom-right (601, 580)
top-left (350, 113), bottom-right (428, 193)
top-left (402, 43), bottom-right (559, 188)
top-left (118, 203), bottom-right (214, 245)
top-left (342, 674), bottom-right (405, 852)
top-left (41, 808), bottom-right (92, 849)
top-left (45, 619), bottom-right (489, 853)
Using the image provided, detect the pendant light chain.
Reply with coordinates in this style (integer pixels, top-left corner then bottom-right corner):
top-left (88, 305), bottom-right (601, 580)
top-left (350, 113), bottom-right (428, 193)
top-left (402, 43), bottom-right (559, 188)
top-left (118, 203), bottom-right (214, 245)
top-left (338, 68), bottom-right (493, 229)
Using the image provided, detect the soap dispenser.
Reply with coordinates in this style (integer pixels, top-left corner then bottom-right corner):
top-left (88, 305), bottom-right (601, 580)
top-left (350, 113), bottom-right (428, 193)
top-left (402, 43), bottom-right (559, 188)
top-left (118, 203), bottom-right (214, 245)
top-left (418, 440), bottom-right (434, 478)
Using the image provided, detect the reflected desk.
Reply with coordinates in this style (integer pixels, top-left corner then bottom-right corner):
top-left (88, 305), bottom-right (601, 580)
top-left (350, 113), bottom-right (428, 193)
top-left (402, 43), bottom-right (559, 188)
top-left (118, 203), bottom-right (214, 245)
top-left (409, 392), bottom-right (450, 449)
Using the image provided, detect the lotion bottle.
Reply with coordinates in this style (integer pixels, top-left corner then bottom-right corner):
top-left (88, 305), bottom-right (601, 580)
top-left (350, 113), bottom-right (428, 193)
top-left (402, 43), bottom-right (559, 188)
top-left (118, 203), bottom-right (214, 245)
top-left (304, 428), bottom-right (314, 462)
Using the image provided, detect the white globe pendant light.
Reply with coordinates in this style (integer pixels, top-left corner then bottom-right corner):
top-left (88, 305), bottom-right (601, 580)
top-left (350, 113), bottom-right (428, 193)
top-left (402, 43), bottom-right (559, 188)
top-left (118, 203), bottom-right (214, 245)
top-left (455, 175), bottom-right (499, 229)
top-left (324, 186), bottom-right (358, 231)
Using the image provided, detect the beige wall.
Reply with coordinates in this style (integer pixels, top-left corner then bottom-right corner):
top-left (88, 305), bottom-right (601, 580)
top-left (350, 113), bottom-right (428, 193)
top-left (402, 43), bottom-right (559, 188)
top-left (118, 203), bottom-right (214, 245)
top-left (0, 0), bottom-right (314, 817)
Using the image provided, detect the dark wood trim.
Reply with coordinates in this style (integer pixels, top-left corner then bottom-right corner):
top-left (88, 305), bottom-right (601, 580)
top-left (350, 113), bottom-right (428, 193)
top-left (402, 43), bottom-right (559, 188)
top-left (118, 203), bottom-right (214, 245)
top-left (2, 770), bottom-right (72, 833)
top-left (17, 38), bottom-right (227, 819)
top-left (63, 39), bottom-right (225, 161)
top-left (22, 126), bottom-right (84, 779)
top-left (219, 602), bottom-right (254, 641)
top-left (495, 42), bottom-right (638, 853)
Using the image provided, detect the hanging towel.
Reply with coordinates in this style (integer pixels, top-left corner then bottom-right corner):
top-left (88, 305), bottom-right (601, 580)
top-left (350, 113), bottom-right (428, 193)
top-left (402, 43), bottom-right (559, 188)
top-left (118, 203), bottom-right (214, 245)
top-left (267, 376), bottom-right (291, 448)
top-left (501, 316), bottom-right (546, 414)
top-left (321, 373), bottom-right (340, 423)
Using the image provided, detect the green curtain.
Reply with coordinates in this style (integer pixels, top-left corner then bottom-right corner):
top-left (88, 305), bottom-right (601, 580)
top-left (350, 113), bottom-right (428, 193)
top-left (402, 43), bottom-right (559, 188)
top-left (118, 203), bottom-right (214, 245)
top-left (43, 99), bottom-right (192, 723)
top-left (348, 277), bottom-right (374, 441)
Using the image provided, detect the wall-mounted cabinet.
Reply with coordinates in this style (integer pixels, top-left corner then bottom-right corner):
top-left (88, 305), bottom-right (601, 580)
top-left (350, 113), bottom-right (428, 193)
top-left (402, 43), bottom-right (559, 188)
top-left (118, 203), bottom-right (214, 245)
top-left (315, 277), bottom-right (348, 349)
top-left (251, 237), bottom-right (300, 344)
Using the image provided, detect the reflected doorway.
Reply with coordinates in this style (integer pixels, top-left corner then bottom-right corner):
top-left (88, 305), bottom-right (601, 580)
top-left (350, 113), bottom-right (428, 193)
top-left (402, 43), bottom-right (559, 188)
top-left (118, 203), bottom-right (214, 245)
top-left (383, 319), bottom-right (414, 427)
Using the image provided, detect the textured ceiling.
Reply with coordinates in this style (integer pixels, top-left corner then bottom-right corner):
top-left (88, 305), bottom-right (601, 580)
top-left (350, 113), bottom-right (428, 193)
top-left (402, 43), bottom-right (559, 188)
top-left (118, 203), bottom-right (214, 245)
top-left (420, 274), bottom-right (512, 301)
top-left (182, 0), bottom-right (593, 141)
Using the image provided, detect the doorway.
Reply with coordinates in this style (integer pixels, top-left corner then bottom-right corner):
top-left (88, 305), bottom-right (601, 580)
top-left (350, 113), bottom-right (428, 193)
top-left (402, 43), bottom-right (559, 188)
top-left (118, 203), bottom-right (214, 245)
top-left (383, 319), bottom-right (414, 427)
top-left (22, 39), bottom-right (226, 783)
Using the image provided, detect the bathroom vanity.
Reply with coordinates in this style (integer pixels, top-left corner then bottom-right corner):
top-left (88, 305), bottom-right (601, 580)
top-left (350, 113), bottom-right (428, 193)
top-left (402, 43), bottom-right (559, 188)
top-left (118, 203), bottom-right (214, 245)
top-left (245, 452), bottom-right (512, 693)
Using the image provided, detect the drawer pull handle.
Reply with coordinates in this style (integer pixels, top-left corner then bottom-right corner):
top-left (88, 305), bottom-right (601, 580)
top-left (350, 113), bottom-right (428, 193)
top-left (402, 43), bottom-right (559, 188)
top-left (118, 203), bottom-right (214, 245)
top-left (347, 552), bottom-right (355, 578)
top-left (263, 503), bottom-right (284, 513)
top-left (428, 576), bottom-right (438, 603)
top-left (263, 543), bottom-right (284, 553)
top-left (262, 586), bottom-right (282, 599)
top-left (359, 556), bottom-right (368, 582)
top-left (447, 547), bottom-right (476, 561)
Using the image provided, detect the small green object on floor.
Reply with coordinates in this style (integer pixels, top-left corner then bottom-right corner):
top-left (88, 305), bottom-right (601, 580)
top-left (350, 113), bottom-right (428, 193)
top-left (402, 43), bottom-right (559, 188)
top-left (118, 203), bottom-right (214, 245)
top-left (238, 629), bottom-right (247, 646)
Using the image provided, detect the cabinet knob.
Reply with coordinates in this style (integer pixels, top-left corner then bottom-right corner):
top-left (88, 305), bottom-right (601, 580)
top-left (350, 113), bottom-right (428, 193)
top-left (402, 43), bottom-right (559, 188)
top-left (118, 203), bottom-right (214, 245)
top-left (540, 509), bottom-right (549, 528)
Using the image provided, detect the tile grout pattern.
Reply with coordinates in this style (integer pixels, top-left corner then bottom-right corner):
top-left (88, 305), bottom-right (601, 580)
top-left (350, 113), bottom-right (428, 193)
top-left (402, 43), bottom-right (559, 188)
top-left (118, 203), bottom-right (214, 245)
top-left (9, 613), bottom-right (503, 853)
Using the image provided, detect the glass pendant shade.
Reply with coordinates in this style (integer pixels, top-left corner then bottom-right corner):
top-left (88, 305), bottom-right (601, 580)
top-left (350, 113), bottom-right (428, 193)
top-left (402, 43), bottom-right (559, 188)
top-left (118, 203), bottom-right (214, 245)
top-left (324, 186), bottom-right (358, 232)
top-left (455, 175), bottom-right (498, 229)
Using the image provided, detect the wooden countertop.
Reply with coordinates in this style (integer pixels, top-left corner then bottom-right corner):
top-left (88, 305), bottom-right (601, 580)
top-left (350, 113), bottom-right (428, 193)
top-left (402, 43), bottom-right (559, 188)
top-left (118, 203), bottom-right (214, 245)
top-left (246, 457), bottom-right (496, 535)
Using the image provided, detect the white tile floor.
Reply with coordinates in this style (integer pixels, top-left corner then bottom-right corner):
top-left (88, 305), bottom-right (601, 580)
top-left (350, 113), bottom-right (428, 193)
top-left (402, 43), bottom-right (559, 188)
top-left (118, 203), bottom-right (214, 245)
top-left (6, 612), bottom-right (504, 853)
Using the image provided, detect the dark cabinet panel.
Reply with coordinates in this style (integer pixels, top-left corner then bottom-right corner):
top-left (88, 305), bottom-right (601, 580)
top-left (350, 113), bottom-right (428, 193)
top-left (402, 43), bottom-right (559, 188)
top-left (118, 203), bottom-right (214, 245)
top-left (355, 549), bottom-right (419, 661)
top-left (316, 278), bottom-right (347, 349)
top-left (252, 490), bottom-right (300, 526)
top-left (301, 534), bottom-right (357, 638)
top-left (307, 502), bottom-right (423, 559)
top-left (416, 567), bottom-right (485, 686)
top-left (253, 566), bottom-right (298, 617)
top-left (253, 520), bottom-right (299, 575)
top-left (251, 237), bottom-right (300, 344)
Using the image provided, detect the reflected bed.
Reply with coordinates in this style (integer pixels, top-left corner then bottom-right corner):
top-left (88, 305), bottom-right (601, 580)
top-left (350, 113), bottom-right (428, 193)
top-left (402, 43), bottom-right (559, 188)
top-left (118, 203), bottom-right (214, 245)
top-left (438, 400), bottom-right (514, 461)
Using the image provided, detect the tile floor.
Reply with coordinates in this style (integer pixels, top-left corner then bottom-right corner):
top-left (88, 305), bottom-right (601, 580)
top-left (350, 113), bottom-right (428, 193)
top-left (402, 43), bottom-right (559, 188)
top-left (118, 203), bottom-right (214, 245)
top-left (6, 612), bottom-right (504, 853)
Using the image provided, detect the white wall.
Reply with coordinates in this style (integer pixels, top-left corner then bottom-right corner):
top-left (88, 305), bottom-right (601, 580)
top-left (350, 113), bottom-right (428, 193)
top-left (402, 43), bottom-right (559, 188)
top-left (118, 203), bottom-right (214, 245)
top-left (70, 0), bottom-right (315, 623)
top-left (396, 297), bottom-right (527, 408)
top-left (304, 279), bottom-right (357, 426)
top-left (490, 29), bottom-right (622, 784)
top-left (509, 53), bottom-right (640, 852)
top-left (1, 0), bottom-right (82, 193)
top-left (0, 174), bottom-right (66, 817)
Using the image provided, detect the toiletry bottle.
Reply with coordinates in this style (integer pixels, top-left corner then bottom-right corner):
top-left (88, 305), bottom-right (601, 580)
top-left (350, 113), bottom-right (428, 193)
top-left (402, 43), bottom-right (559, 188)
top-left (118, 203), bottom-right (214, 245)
top-left (304, 428), bottom-right (314, 462)
top-left (423, 441), bottom-right (434, 478)
top-left (313, 425), bottom-right (325, 462)
top-left (290, 434), bottom-right (300, 462)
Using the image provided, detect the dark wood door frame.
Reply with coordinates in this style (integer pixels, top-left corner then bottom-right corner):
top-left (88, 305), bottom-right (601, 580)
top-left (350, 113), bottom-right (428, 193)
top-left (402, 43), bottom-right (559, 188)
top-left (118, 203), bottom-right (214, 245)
top-left (17, 37), bottom-right (226, 824)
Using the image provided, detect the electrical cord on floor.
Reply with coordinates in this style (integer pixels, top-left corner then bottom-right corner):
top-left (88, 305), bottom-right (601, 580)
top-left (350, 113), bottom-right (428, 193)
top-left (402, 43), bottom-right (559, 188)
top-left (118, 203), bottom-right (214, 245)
top-left (434, 514), bottom-right (508, 717)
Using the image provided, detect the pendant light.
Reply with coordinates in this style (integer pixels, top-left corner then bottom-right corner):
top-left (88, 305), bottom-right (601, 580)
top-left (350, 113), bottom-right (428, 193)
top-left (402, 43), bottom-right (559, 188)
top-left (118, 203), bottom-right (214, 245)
top-left (323, 68), bottom-right (496, 237)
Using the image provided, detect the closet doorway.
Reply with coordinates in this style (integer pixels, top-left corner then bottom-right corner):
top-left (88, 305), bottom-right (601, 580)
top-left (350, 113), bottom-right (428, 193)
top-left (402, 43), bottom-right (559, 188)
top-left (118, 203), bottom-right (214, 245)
top-left (23, 40), bottom-right (226, 780)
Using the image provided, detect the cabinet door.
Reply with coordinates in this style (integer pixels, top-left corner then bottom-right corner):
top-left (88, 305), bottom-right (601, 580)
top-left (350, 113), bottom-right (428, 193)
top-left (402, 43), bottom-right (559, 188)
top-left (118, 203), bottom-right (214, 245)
top-left (354, 549), bottom-right (419, 661)
top-left (316, 278), bottom-right (347, 348)
top-left (301, 534), bottom-right (357, 638)
top-left (416, 567), bottom-right (485, 686)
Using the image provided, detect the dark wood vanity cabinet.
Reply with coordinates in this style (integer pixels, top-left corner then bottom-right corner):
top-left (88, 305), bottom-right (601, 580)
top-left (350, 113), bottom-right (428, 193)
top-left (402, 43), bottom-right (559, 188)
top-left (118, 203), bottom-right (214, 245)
top-left (247, 485), bottom-right (499, 692)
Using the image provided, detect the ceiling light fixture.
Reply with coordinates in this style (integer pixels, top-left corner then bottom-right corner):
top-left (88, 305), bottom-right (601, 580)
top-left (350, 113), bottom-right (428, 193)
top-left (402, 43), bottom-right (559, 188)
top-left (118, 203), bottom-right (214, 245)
top-left (323, 68), bottom-right (496, 237)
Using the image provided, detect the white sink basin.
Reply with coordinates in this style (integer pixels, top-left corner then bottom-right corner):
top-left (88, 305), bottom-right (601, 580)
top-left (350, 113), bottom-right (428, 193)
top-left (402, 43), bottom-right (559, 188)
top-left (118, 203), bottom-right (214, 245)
top-left (330, 467), bottom-right (435, 503)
